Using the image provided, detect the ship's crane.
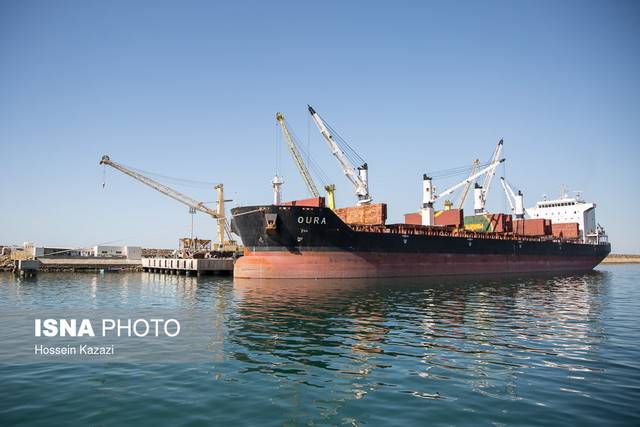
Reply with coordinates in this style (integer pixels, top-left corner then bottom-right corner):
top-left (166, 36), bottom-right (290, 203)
top-left (99, 155), bottom-right (237, 252)
top-left (308, 105), bottom-right (371, 205)
top-left (275, 112), bottom-right (337, 209)
top-left (500, 177), bottom-right (526, 219)
top-left (474, 139), bottom-right (504, 213)
top-left (455, 158), bottom-right (480, 209)
top-left (421, 158), bottom-right (505, 226)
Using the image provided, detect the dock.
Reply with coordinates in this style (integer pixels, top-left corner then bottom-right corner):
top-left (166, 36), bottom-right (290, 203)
top-left (15, 259), bottom-right (40, 277)
top-left (38, 258), bottom-right (141, 271)
top-left (142, 257), bottom-right (234, 276)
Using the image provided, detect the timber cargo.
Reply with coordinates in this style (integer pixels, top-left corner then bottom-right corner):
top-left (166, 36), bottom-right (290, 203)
top-left (334, 203), bottom-right (387, 225)
top-left (231, 204), bottom-right (610, 279)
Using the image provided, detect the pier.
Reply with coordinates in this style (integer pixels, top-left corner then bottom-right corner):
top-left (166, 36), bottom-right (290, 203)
top-left (15, 259), bottom-right (40, 277)
top-left (142, 258), bottom-right (234, 276)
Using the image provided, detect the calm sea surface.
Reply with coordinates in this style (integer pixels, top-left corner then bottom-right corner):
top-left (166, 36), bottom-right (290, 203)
top-left (1, 266), bottom-right (639, 426)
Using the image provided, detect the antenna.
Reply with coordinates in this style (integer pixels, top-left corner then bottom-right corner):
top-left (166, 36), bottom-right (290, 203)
top-left (560, 184), bottom-right (569, 199)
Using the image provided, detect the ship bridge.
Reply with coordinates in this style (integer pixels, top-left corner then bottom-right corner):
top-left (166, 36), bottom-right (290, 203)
top-left (527, 195), bottom-right (598, 243)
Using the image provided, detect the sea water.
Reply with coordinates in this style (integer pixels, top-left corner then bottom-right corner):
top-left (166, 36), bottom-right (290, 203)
top-left (0, 266), bottom-right (638, 426)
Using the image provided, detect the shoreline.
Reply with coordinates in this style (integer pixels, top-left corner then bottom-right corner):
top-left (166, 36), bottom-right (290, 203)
top-left (600, 254), bottom-right (640, 264)
top-left (2, 253), bottom-right (640, 273)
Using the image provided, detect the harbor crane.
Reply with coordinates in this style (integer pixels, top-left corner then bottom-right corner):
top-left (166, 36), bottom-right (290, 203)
top-left (99, 155), bottom-right (237, 252)
top-left (308, 105), bottom-right (371, 205)
top-left (500, 177), bottom-right (526, 219)
top-left (421, 158), bottom-right (506, 226)
top-left (474, 139), bottom-right (504, 214)
top-left (275, 112), bottom-right (337, 209)
top-left (455, 158), bottom-right (480, 209)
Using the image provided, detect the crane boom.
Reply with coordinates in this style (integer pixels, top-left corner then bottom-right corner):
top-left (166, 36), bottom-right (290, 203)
top-left (308, 105), bottom-right (371, 205)
top-left (435, 158), bottom-right (505, 201)
top-left (275, 112), bottom-right (320, 198)
top-left (500, 177), bottom-right (516, 211)
top-left (501, 177), bottom-right (518, 201)
top-left (99, 155), bottom-right (228, 247)
top-left (455, 159), bottom-right (480, 209)
top-left (478, 139), bottom-right (504, 211)
top-left (420, 158), bottom-right (506, 226)
top-left (499, 176), bottom-right (526, 218)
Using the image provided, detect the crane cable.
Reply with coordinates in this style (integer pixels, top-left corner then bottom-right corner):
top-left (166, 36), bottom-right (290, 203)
top-left (316, 111), bottom-right (367, 167)
top-left (100, 162), bottom-right (236, 239)
top-left (427, 160), bottom-right (494, 179)
top-left (284, 117), bottom-right (331, 187)
top-left (115, 162), bottom-right (221, 189)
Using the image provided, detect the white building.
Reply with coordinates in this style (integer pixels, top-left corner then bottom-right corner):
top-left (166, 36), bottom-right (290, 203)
top-left (124, 246), bottom-right (141, 260)
top-left (24, 242), bottom-right (82, 258)
top-left (19, 242), bottom-right (142, 259)
top-left (93, 245), bottom-right (142, 260)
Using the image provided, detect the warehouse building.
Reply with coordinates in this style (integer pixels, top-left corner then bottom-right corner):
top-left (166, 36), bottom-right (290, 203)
top-left (93, 245), bottom-right (141, 260)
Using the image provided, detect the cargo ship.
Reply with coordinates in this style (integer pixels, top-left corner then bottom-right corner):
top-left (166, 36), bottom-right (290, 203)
top-left (231, 106), bottom-right (610, 279)
top-left (231, 197), bottom-right (610, 279)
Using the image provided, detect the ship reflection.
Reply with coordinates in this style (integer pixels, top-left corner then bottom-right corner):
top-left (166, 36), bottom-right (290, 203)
top-left (231, 271), bottom-right (606, 405)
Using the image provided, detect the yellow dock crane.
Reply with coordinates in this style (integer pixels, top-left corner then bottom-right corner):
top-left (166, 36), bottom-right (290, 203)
top-left (275, 112), bottom-right (337, 209)
top-left (99, 155), bottom-right (238, 254)
top-left (455, 159), bottom-right (480, 209)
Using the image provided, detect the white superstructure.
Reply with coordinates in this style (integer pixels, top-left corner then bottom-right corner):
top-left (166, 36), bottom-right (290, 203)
top-left (527, 192), bottom-right (600, 243)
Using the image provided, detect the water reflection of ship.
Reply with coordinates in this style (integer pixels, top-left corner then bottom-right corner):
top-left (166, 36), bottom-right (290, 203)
top-left (232, 271), bottom-right (605, 403)
top-left (232, 277), bottom-right (392, 403)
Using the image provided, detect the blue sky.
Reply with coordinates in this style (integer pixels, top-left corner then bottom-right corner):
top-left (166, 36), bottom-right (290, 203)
top-left (1, 0), bottom-right (638, 253)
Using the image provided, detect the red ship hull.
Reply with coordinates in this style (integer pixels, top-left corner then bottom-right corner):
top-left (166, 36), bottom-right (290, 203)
top-left (234, 251), bottom-right (605, 279)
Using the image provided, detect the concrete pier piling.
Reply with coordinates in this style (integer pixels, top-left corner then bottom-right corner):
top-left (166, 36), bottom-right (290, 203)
top-left (141, 258), bottom-right (234, 276)
top-left (14, 259), bottom-right (40, 277)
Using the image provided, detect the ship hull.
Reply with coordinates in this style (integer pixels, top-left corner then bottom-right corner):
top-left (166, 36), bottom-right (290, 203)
top-left (231, 205), bottom-right (610, 279)
top-left (234, 251), bottom-right (606, 279)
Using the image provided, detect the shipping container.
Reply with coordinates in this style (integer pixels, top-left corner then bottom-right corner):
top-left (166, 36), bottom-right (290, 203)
top-left (404, 212), bottom-right (422, 225)
top-left (435, 209), bottom-right (464, 228)
top-left (551, 222), bottom-right (580, 239)
top-left (464, 214), bottom-right (490, 232)
top-left (488, 213), bottom-right (513, 233)
top-left (464, 213), bottom-right (512, 233)
top-left (404, 210), bottom-right (464, 227)
top-left (514, 218), bottom-right (552, 237)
